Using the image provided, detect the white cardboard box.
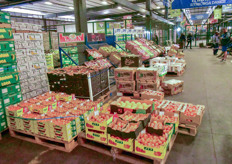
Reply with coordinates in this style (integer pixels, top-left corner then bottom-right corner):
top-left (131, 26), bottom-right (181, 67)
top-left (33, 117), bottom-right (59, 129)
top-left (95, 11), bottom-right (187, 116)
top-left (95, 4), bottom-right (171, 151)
top-left (26, 48), bottom-right (44, 56)
top-left (15, 49), bottom-right (27, 57)
top-left (13, 33), bottom-right (24, 40)
top-left (24, 33), bottom-right (43, 41)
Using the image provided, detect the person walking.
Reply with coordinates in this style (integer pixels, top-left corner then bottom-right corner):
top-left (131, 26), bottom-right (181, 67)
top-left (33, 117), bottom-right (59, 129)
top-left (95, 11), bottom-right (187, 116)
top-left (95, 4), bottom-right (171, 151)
top-left (180, 33), bottom-right (186, 49)
top-left (220, 28), bottom-right (231, 62)
top-left (186, 33), bottom-right (193, 49)
top-left (212, 31), bottom-right (220, 55)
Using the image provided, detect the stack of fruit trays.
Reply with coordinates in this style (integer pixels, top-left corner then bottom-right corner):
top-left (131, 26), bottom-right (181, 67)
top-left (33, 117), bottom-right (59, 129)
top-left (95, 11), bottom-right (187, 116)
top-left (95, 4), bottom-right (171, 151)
top-left (86, 49), bottom-right (103, 59)
top-left (5, 91), bottom-right (101, 142)
top-left (98, 45), bottom-right (117, 57)
top-left (85, 112), bottom-right (113, 144)
top-left (140, 90), bottom-right (164, 101)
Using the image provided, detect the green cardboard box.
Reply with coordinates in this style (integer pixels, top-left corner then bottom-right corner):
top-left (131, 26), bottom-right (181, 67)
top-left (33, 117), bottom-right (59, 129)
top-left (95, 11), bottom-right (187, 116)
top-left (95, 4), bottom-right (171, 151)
top-left (0, 41), bottom-right (15, 52)
top-left (0, 28), bottom-right (13, 39)
top-left (0, 12), bottom-right (11, 24)
top-left (2, 92), bottom-right (22, 107)
top-left (0, 63), bottom-right (17, 74)
top-left (0, 83), bottom-right (21, 98)
top-left (0, 72), bottom-right (19, 87)
top-left (0, 51), bottom-right (16, 64)
top-left (0, 119), bottom-right (7, 132)
top-left (0, 100), bottom-right (3, 109)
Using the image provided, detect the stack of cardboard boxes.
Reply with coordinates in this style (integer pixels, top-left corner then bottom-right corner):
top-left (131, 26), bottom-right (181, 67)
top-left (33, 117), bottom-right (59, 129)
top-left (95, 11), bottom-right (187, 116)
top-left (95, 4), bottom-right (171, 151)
top-left (114, 67), bottom-right (160, 94)
top-left (43, 32), bottom-right (58, 51)
top-left (0, 11), bottom-right (23, 132)
top-left (12, 22), bottom-right (49, 100)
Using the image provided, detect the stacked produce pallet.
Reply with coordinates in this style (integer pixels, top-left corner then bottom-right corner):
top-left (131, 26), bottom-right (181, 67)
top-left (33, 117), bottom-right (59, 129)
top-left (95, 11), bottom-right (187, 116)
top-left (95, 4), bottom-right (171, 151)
top-left (61, 47), bottom-right (79, 67)
top-left (6, 91), bottom-right (101, 152)
top-left (0, 11), bottom-right (22, 135)
top-left (114, 67), bottom-right (161, 97)
top-left (12, 22), bottom-right (49, 100)
top-left (150, 57), bottom-right (186, 76)
top-left (78, 96), bottom-right (179, 163)
top-left (47, 65), bottom-right (110, 101)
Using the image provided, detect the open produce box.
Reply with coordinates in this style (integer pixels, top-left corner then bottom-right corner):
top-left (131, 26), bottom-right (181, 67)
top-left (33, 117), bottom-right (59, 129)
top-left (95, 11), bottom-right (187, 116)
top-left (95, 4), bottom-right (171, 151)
top-left (110, 97), bottom-right (155, 114)
top-left (147, 118), bottom-right (165, 136)
top-left (85, 111), bottom-right (113, 132)
top-left (180, 104), bottom-right (205, 126)
top-left (140, 90), bottom-right (164, 101)
top-left (119, 111), bottom-right (151, 128)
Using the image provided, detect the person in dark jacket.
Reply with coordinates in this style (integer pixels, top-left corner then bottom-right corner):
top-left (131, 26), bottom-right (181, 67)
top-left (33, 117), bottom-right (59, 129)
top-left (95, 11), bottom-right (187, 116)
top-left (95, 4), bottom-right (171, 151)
top-left (180, 33), bottom-right (186, 49)
top-left (220, 28), bottom-right (231, 62)
top-left (186, 33), bottom-right (193, 49)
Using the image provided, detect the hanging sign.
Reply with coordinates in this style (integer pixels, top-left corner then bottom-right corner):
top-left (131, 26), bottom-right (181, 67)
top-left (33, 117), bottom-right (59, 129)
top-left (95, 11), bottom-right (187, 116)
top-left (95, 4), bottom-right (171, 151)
top-left (59, 33), bottom-right (85, 43)
top-left (214, 9), bottom-right (222, 19)
top-left (176, 12), bottom-right (183, 22)
top-left (172, 0), bottom-right (232, 9)
top-left (123, 15), bottom-right (133, 29)
top-left (191, 14), bottom-right (209, 20)
top-left (208, 15), bottom-right (218, 24)
top-left (96, 22), bottom-right (105, 33)
top-left (170, 9), bottom-right (181, 17)
top-left (87, 33), bottom-right (106, 42)
top-left (222, 4), bottom-right (232, 13)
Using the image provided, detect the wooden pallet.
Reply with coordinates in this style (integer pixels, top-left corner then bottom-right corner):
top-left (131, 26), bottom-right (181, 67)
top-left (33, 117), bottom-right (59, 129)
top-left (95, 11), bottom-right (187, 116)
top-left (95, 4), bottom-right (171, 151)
top-left (167, 69), bottom-right (185, 77)
top-left (9, 128), bottom-right (78, 152)
top-left (0, 128), bottom-right (9, 141)
top-left (117, 92), bottom-right (141, 99)
top-left (0, 23), bottom-right (11, 28)
top-left (99, 87), bottom-right (117, 104)
top-left (78, 132), bottom-right (177, 164)
top-left (178, 124), bottom-right (197, 136)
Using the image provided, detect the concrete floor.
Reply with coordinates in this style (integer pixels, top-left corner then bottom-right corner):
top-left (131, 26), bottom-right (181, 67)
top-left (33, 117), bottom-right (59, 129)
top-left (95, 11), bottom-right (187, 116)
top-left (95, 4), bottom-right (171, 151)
top-left (0, 48), bottom-right (232, 164)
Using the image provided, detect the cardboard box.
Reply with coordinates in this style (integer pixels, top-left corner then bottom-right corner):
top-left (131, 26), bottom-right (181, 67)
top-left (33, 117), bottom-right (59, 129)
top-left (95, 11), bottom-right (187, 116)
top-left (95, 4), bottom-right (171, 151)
top-left (7, 116), bottom-right (24, 130)
top-left (161, 79), bottom-right (184, 95)
top-left (0, 41), bottom-right (15, 52)
top-left (140, 90), bottom-right (164, 101)
top-left (24, 33), bottom-right (43, 41)
top-left (85, 112), bottom-right (113, 132)
top-left (137, 81), bottom-right (160, 92)
top-left (0, 28), bottom-right (13, 39)
top-left (2, 92), bottom-right (22, 107)
top-left (134, 132), bottom-right (169, 159)
top-left (29, 104), bottom-right (48, 114)
top-left (109, 52), bottom-right (121, 65)
top-left (116, 80), bottom-right (136, 93)
top-left (136, 68), bottom-right (159, 82)
top-left (114, 67), bottom-right (136, 81)
top-left (0, 119), bottom-right (7, 132)
top-left (180, 104), bottom-right (205, 126)
top-left (26, 48), bottom-right (44, 56)
top-left (0, 63), bottom-right (17, 74)
top-left (110, 97), bottom-right (154, 114)
top-left (15, 49), bottom-right (27, 57)
top-left (0, 11), bottom-right (11, 24)
top-left (0, 83), bottom-right (21, 98)
top-left (108, 134), bottom-right (134, 152)
top-left (34, 119), bottom-right (51, 137)
top-left (0, 51), bottom-right (17, 64)
top-left (86, 128), bottom-right (108, 144)
top-left (13, 33), bottom-right (24, 40)
top-left (121, 55), bottom-right (142, 67)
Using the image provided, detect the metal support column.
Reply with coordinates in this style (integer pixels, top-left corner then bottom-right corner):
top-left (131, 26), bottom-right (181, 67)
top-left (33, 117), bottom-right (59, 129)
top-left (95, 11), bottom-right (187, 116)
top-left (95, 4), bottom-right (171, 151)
top-left (73, 0), bottom-right (87, 33)
top-left (43, 16), bottom-right (47, 32)
top-left (146, 0), bottom-right (152, 40)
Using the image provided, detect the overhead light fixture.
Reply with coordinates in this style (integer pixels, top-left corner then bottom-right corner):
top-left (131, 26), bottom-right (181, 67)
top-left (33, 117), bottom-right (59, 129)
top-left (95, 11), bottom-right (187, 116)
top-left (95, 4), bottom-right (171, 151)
top-left (59, 15), bottom-right (75, 19)
top-left (142, 9), bottom-right (146, 13)
top-left (103, 10), bottom-right (109, 14)
top-left (2, 8), bottom-right (45, 15)
top-left (142, 15), bottom-right (146, 18)
top-left (137, 13), bottom-right (140, 16)
top-left (45, 1), bottom-right (53, 5)
top-left (156, 6), bottom-right (160, 9)
top-left (117, 6), bottom-right (122, 10)
top-left (177, 27), bottom-right (181, 32)
top-left (102, 0), bottom-right (108, 5)
top-left (162, 10), bottom-right (165, 12)
top-left (69, 7), bottom-right (74, 10)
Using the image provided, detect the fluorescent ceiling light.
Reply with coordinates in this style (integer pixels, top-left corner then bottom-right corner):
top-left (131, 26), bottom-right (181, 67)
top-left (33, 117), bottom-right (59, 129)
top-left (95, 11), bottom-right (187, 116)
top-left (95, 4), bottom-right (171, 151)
top-left (2, 8), bottom-right (45, 15)
top-left (137, 13), bottom-right (140, 15)
top-left (69, 7), bottom-right (74, 10)
top-left (142, 15), bottom-right (146, 18)
top-left (45, 2), bottom-right (53, 5)
top-left (59, 15), bottom-right (75, 19)
top-left (156, 6), bottom-right (160, 9)
top-left (141, 9), bottom-right (146, 12)
top-left (117, 6), bottom-right (122, 10)
top-left (102, 1), bottom-right (108, 5)
top-left (103, 10), bottom-right (109, 14)
top-left (162, 10), bottom-right (165, 12)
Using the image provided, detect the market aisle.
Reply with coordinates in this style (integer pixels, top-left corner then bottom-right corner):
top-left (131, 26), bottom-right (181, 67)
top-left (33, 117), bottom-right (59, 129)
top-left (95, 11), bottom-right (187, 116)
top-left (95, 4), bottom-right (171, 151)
top-left (166, 48), bottom-right (232, 164)
top-left (0, 48), bottom-right (232, 164)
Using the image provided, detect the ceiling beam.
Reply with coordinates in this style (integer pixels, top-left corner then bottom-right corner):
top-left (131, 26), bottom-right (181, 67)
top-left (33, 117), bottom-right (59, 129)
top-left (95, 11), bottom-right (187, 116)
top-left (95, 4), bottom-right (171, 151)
top-left (88, 12), bottom-right (138, 20)
top-left (0, 0), bottom-right (45, 9)
top-left (111, 0), bottom-right (174, 25)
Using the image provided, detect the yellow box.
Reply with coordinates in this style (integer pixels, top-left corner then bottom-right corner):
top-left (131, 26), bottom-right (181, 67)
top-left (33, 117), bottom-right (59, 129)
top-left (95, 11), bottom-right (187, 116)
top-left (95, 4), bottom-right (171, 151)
top-left (86, 128), bottom-right (107, 144)
top-left (22, 119), bottom-right (35, 133)
top-left (5, 106), bottom-right (23, 117)
top-left (85, 113), bottom-right (113, 132)
top-left (50, 120), bottom-right (73, 142)
top-left (34, 119), bottom-right (51, 137)
top-left (7, 116), bottom-right (23, 130)
top-left (134, 139), bottom-right (168, 159)
top-left (108, 134), bottom-right (134, 152)
top-left (29, 105), bottom-right (48, 114)
top-left (55, 94), bottom-right (72, 102)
